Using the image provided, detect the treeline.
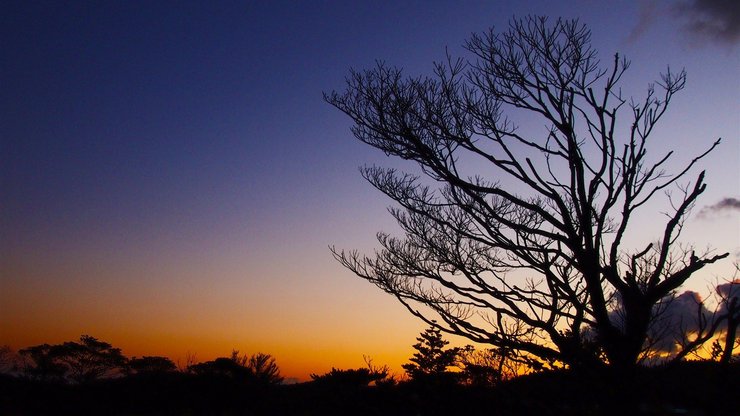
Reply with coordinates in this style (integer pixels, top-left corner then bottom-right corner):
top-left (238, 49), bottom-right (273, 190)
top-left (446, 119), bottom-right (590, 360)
top-left (0, 327), bottom-right (522, 388)
top-left (0, 335), bottom-right (282, 386)
top-left (0, 330), bottom-right (737, 415)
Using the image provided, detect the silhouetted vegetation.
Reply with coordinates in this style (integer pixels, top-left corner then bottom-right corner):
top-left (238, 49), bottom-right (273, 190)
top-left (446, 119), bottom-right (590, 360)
top-left (310, 356), bottom-right (394, 388)
top-left (327, 14), bottom-right (734, 370)
top-left (402, 324), bottom-right (460, 386)
top-left (187, 350), bottom-right (283, 385)
top-left (457, 345), bottom-right (523, 387)
top-left (1, 333), bottom-right (738, 415)
top-left (17, 335), bottom-right (127, 383)
top-left (127, 355), bottom-right (177, 375)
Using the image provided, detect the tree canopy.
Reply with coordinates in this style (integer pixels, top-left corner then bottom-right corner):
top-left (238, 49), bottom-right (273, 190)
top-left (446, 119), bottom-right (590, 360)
top-left (19, 335), bottom-right (127, 383)
top-left (402, 325), bottom-right (459, 382)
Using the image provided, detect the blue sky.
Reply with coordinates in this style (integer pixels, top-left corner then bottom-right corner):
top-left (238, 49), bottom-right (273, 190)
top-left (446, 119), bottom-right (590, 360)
top-left (1, 1), bottom-right (738, 379)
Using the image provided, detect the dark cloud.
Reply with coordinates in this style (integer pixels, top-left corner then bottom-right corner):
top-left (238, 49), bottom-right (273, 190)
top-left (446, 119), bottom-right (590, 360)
top-left (587, 281), bottom-right (738, 360)
top-left (603, 291), bottom-right (712, 354)
top-left (716, 279), bottom-right (740, 315)
top-left (627, 0), bottom-right (661, 44)
top-left (697, 197), bottom-right (740, 218)
top-left (717, 279), bottom-right (740, 298)
top-left (649, 291), bottom-right (712, 352)
top-left (673, 0), bottom-right (740, 45)
top-left (627, 0), bottom-right (740, 46)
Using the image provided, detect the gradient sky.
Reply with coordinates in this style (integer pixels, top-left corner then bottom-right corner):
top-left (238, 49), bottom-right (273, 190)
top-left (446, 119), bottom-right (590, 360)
top-left (2, 0), bottom-right (739, 381)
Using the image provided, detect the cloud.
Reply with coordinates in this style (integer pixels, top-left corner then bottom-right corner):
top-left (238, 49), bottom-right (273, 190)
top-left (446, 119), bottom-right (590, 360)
top-left (697, 197), bottom-right (740, 219)
top-left (626, 0), bottom-right (740, 46)
top-left (717, 279), bottom-right (740, 298)
top-left (627, 0), bottom-right (661, 45)
top-left (673, 0), bottom-right (740, 45)
top-left (716, 279), bottom-right (740, 315)
top-left (587, 281), bottom-right (737, 360)
top-left (649, 291), bottom-right (713, 352)
top-left (603, 291), bottom-right (712, 353)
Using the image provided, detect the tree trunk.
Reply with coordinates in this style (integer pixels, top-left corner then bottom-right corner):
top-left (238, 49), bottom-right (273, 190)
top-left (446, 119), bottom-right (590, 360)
top-left (720, 299), bottom-right (738, 364)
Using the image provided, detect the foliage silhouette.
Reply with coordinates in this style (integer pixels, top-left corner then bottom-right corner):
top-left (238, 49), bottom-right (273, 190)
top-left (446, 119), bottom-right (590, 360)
top-left (127, 356), bottom-right (177, 374)
top-left (310, 367), bottom-right (387, 387)
top-left (19, 335), bottom-right (126, 383)
top-left (457, 344), bottom-right (525, 387)
top-left (245, 351), bottom-right (284, 385)
top-left (0, 345), bottom-right (17, 374)
top-left (54, 335), bottom-right (127, 383)
top-left (310, 356), bottom-right (393, 388)
top-left (189, 357), bottom-right (253, 380)
top-left (402, 325), bottom-right (459, 385)
top-left (1, 335), bottom-right (739, 415)
top-left (326, 15), bottom-right (728, 370)
top-left (18, 343), bottom-right (68, 381)
top-left (188, 350), bottom-right (283, 385)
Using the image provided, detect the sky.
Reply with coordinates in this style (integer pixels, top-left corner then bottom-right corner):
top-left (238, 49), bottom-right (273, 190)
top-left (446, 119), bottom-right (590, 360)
top-left (1, 0), bottom-right (739, 381)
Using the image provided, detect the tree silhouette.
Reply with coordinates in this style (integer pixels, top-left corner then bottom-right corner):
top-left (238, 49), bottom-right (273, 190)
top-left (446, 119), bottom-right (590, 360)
top-left (0, 345), bottom-right (17, 374)
top-left (189, 357), bottom-right (253, 380)
top-left (18, 343), bottom-right (67, 381)
top-left (310, 367), bottom-right (389, 387)
top-left (128, 356), bottom-right (177, 374)
top-left (19, 335), bottom-right (127, 383)
top-left (715, 275), bottom-right (739, 363)
top-left (402, 325), bottom-right (459, 383)
top-left (457, 345), bottom-right (525, 387)
top-left (310, 356), bottom-right (393, 387)
top-left (58, 335), bottom-right (127, 383)
top-left (245, 352), bottom-right (284, 385)
top-left (326, 15), bottom-right (727, 370)
top-left (189, 351), bottom-right (283, 385)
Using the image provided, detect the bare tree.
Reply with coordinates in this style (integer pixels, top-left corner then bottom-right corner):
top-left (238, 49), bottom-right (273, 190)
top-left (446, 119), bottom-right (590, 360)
top-left (326, 16), bottom-right (728, 370)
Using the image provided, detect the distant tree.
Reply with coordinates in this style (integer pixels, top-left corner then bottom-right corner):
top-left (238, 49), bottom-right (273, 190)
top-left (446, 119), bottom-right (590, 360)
top-left (402, 325), bottom-right (459, 383)
top-left (310, 368), bottom-right (387, 387)
top-left (0, 345), bottom-right (17, 374)
top-left (19, 343), bottom-right (67, 381)
top-left (310, 356), bottom-right (392, 387)
top-left (178, 351), bottom-right (198, 372)
top-left (189, 350), bottom-right (283, 385)
top-left (327, 15), bottom-right (727, 370)
top-left (189, 357), bottom-right (252, 381)
top-left (457, 345), bottom-right (523, 387)
top-left (128, 356), bottom-right (177, 374)
top-left (52, 335), bottom-right (127, 383)
top-left (245, 352), bottom-right (283, 385)
top-left (19, 335), bottom-right (127, 383)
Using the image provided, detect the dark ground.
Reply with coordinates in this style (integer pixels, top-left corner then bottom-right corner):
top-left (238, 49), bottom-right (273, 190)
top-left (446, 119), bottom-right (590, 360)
top-left (1, 361), bottom-right (737, 416)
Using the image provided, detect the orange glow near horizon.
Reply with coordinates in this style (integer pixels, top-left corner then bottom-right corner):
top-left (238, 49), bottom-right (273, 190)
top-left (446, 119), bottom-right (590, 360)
top-left (1, 319), bottom-right (422, 382)
top-left (2, 215), bottom-right (738, 381)
top-left (1, 255), bottom-right (429, 381)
